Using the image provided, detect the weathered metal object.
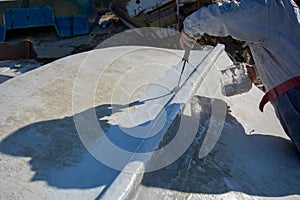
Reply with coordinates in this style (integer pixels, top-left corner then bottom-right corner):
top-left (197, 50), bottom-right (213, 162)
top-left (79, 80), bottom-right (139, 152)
top-left (0, 39), bottom-right (37, 60)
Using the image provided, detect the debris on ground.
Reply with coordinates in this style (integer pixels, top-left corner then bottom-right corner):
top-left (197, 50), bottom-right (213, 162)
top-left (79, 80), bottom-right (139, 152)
top-left (98, 12), bottom-right (119, 28)
top-left (0, 59), bottom-right (41, 83)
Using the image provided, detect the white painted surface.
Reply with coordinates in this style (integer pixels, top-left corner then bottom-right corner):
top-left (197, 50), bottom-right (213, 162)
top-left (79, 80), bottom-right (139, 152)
top-left (0, 45), bottom-right (299, 200)
top-left (0, 46), bottom-right (216, 199)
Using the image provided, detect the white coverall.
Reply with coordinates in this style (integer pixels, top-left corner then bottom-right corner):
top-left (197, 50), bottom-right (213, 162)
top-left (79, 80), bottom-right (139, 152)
top-left (183, 0), bottom-right (300, 154)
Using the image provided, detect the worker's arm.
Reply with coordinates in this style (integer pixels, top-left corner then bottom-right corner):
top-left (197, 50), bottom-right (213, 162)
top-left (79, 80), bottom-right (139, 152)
top-left (180, 30), bottom-right (197, 50)
top-left (183, 0), bottom-right (269, 42)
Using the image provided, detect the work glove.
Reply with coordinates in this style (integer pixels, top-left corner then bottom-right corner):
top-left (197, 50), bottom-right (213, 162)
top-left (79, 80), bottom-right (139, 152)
top-left (245, 64), bottom-right (257, 82)
top-left (179, 30), bottom-right (197, 50)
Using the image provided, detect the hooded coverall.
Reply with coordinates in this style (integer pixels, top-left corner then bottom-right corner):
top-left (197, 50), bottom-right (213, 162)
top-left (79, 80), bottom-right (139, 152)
top-left (183, 0), bottom-right (300, 154)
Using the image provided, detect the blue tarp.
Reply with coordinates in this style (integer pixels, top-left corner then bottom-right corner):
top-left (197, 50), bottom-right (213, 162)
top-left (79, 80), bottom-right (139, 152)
top-left (0, 0), bottom-right (98, 41)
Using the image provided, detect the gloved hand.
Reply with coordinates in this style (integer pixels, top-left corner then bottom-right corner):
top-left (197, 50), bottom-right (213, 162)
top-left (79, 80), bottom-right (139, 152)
top-left (179, 30), bottom-right (197, 50)
top-left (245, 64), bottom-right (257, 82)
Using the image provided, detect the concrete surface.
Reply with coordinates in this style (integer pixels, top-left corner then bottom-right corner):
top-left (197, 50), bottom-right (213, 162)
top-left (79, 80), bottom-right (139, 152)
top-left (0, 45), bottom-right (299, 200)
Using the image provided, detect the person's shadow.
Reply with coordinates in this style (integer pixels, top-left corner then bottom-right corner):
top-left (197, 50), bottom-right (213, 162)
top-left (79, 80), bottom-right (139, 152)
top-left (0, 96), bottom-right (299, 198)
top-left (0, 103), bottom-right (134, 190)
top-left (0, 98), bottom-right (180, 198)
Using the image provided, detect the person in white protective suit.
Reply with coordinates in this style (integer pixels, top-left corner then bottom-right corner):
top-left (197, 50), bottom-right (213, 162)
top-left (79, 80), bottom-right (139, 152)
top-left (180, 0), bottom-right (300, 155)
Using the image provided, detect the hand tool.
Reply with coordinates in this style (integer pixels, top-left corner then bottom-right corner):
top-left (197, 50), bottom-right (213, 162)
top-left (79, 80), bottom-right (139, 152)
top-left (172, 47), bottom-right (191, 93)
top-left (139, 47), bottom-right (192, 104)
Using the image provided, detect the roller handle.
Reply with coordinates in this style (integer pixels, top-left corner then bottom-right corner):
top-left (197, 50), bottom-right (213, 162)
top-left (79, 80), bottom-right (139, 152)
top-left (183, 47), bottom-right (191, 62)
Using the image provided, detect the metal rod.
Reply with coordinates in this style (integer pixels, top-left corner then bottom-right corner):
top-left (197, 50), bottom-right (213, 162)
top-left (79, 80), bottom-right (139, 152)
top-left (177, 47), bottom-right (191, 88)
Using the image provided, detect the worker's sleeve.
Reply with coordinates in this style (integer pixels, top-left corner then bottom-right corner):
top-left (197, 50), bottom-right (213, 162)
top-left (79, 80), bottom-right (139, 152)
top-left (183, 0), bottom-right (269, 42)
